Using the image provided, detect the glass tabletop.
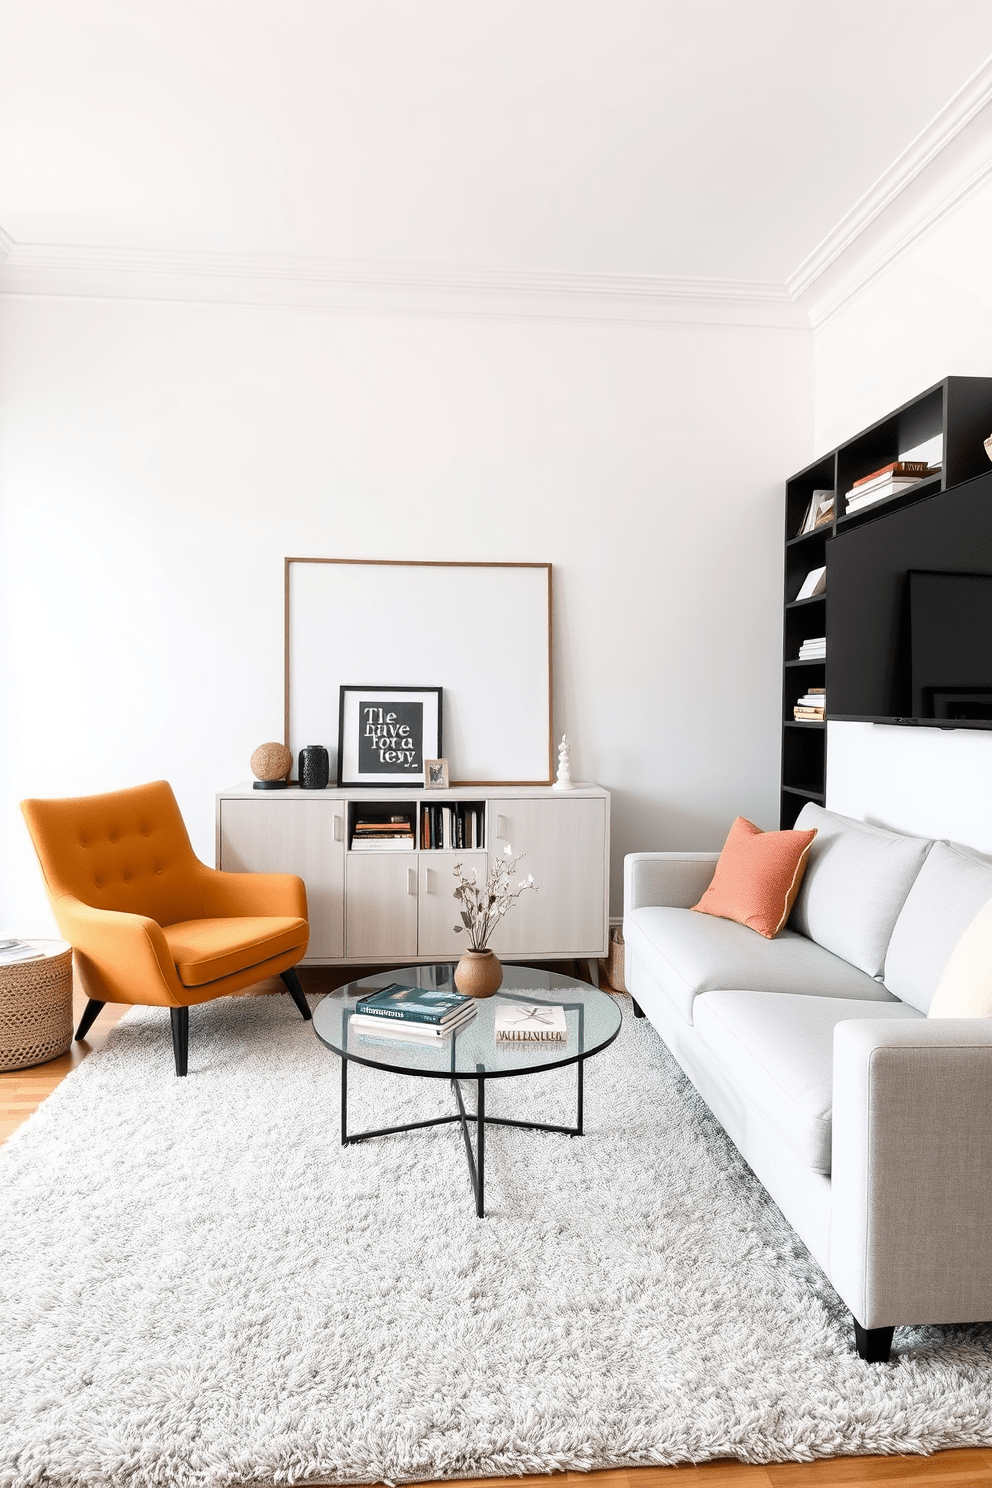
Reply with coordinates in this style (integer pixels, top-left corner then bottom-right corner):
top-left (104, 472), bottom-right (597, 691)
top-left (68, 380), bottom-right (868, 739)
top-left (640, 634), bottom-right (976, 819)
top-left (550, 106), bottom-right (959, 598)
top-left (312, 963), bottom-right (622, 1080)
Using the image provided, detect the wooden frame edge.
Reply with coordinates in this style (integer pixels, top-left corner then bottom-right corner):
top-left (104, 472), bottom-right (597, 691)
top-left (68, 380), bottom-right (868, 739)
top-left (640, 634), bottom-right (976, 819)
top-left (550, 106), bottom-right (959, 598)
top-left (284, 557), bottom-right (554, 787)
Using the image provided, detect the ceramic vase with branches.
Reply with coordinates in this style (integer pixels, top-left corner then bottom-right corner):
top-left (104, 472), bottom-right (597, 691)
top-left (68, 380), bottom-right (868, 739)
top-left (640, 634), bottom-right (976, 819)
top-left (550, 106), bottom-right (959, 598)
top-left (452, 847), bottom-right (537, 997)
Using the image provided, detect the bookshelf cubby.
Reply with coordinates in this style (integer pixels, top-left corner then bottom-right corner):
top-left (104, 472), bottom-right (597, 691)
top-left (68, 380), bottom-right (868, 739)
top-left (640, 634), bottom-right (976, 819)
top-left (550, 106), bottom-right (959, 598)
top-left (347, 801), bottom-right (417, 850)
top-left (419, 800), bottom-right (486, 851)
top-left (780, 375), bottom-right (992, 827)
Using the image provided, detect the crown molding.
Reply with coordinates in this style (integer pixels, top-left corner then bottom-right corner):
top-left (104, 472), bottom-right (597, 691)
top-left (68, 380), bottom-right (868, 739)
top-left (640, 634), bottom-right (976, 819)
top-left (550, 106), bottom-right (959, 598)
top-left (0, 240), bottom-right (810, 329)
top-left (10, 47), bottom-right (989, 337)
top-left (788, 52), bottom-right (992, 326)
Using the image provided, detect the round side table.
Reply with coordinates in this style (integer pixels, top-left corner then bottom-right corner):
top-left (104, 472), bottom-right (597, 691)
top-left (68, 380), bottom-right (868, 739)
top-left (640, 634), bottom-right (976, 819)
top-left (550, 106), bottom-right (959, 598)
top-left (0, 940), bottom-right (74, 1072)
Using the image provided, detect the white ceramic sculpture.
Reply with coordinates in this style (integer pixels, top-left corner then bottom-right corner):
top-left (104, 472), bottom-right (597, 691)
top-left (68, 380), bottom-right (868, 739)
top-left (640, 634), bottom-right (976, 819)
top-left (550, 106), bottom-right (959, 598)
top-left (552, 733), bottom-right (575, 790)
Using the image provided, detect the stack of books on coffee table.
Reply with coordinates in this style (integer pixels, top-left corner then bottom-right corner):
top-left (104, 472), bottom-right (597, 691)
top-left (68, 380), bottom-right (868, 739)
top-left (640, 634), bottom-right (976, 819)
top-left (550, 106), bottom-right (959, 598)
top-left (349, 983), bottom-right (476, 1043)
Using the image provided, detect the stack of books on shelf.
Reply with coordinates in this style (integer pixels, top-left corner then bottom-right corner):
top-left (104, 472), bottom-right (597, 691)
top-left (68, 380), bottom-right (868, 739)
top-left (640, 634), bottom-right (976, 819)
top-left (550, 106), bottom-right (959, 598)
top-left (798, 637), bottom-right (826, 661)
top-left (349, 983), bottom-right (476, 1043)
top-left (350, 816), bottom-right (415, 850)
top-left (795, 489), bottom-right (835, 536)
top-left (494, 1002), bottom-right (567, 1042)
top-left (0, 939), bottom-right (44, 965)
top-left (421, 803), bottom-right (484, 850)
top-left (794, 688), bottom-right (825, 722)
top-left (843, 461), bottom-right (939, 514)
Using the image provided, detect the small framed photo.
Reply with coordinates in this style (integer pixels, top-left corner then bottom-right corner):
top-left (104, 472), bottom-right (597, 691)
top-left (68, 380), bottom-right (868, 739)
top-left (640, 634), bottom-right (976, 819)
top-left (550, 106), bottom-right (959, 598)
top-left (423, 758), bottom-right (449, 790)
top-left (337, 686), bottom-right (443, 787)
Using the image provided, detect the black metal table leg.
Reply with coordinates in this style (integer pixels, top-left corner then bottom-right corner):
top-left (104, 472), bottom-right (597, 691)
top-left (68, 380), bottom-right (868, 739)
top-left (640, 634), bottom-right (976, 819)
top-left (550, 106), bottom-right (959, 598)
top-left (476, 1065), bottom-right (485, 1218)
top-left (341, 1055), bottom-right (349, 1145)
top-left (575, 1056), bottom-right (584, 1136)
top-left (451, 1077), bottom-right (482, 1214)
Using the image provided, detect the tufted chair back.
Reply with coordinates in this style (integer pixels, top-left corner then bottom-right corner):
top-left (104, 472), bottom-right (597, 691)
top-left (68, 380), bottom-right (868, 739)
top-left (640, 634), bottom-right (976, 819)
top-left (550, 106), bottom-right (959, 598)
top-left (21, 780), bottom-right (208, 928)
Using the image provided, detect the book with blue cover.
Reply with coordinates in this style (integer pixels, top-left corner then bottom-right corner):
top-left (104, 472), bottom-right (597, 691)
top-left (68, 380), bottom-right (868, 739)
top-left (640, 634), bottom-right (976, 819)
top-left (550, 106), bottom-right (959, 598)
top-left (355, 982), bottom-right (472, 1025)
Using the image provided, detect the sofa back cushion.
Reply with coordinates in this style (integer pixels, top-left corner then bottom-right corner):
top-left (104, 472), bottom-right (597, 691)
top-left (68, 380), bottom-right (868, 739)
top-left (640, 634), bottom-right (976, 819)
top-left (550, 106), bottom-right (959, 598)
top-left (884, 841), bottom-right (992, 1012)
top-left (789, 804), bottom-right (932, 978)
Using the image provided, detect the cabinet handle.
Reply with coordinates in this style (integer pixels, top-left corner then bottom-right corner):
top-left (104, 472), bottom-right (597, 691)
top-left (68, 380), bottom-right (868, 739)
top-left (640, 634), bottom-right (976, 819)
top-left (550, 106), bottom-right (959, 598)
top-left (408, 868), bottom-right (417, 896)
top-left (426, 868), bottom-right (437, 895)
top-left (496, 814), bottom-right (509, 839)
top-left (333, 815), bottom-right (343, 842)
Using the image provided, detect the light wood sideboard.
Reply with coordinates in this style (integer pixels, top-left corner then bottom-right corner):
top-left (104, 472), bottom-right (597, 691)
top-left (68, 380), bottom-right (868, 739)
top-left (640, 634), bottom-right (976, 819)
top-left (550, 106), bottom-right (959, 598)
top-left (215, 783), bottom-right (609, 978)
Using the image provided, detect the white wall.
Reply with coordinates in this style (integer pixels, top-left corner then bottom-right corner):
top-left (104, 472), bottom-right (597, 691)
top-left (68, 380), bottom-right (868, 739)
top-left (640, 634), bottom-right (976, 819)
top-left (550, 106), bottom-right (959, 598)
top-left (0, 296), bottom-right (812, 930)
top-left (814, 178), bottom-right (992, 844)
top-left (828, 723), bottom-right (992, 852)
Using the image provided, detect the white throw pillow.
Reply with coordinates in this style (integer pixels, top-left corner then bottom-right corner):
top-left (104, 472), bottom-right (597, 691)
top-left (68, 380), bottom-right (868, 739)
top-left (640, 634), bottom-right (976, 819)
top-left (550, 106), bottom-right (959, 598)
top-left (928, 895), bottom-right (992, 1018)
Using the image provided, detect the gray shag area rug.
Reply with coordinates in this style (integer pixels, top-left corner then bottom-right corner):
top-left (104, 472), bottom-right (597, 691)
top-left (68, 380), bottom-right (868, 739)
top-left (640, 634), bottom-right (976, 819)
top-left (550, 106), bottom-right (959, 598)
top-left (2, 989), bottom-right (992, 1488)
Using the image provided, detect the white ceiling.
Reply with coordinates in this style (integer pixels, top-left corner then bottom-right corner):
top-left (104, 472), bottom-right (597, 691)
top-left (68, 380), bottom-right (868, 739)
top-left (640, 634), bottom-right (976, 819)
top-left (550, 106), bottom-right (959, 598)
top-left (1, 0), bottom-right (992, 286)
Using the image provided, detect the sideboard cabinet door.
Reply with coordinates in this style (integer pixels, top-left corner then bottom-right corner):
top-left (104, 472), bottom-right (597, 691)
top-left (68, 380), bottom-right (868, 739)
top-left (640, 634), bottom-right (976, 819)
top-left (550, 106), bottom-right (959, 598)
top-left (219, 799), bottom-right (345, 959)
top-left (488, 797), bottom-right (607, 957)
top-left (418, 851), bottom-right (488, 959)
top-left (345, 854), bottom-right (419, 960)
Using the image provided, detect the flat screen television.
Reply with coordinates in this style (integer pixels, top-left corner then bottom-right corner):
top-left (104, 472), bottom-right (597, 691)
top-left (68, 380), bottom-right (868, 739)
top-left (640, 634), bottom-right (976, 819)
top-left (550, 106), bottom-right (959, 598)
top-left (827, 467), bottom-right (992, 729)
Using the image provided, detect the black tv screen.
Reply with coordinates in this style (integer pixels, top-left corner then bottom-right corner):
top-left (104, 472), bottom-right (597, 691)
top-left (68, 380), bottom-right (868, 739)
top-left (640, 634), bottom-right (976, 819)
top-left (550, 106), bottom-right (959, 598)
top-left (827, 467), bottom-right (992, 729)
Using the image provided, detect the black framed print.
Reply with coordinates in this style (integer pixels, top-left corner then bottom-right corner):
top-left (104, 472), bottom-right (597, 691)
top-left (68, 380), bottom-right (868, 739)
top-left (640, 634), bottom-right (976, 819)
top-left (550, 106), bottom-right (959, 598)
top-left (337, 686), bottom-right (442, 787)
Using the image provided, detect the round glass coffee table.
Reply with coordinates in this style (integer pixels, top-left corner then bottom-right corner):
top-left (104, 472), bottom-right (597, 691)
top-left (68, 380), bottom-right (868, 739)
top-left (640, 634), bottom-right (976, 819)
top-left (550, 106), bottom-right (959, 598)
top-left (312, 963), bottom-right (622, 1217)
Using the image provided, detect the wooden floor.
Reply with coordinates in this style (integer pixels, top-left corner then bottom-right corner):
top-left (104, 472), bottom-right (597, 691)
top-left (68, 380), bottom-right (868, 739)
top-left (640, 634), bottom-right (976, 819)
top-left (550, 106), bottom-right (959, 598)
top-left (2, 971), bottom-right (990, 1488)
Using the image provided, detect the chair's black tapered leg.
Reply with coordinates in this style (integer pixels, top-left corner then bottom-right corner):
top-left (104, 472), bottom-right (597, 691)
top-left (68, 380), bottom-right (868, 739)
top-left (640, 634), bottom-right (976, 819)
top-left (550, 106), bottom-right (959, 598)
top-left (853, 1320), bottom-right (894, 1363)
top-left (74, 999), bottom-right (106, 1041)
top-left (280, 966), bottom-right (312, 1021)
top-left (170, 1007), bottom-right (189, 1077)
top-left (631, 998), bottom-right (645, 1019)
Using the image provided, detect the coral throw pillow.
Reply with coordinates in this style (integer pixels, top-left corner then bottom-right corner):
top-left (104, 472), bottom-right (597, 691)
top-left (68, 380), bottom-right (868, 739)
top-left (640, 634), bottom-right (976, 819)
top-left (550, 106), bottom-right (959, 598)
top-left (692, 816), bottom-right (817, 939)
top-left (928, 895), bottom-right (992, 1018)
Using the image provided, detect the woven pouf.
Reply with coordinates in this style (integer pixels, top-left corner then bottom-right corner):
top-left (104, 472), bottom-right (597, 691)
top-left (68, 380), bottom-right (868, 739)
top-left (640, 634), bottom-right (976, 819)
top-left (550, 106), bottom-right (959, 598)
top-left (0, 941), bottom-right (74, 1072)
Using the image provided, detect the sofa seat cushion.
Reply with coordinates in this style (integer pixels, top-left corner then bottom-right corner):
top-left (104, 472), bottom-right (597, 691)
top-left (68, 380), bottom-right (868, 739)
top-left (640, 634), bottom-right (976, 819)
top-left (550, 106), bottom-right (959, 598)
top-left (162, 916), bottom-right (308, 987)
top-left (624, 906), bottom-right (894, 1026)
top-left (789, 804), bottom-right (932, 978)
top-left (693, 991), bottom-right (922, 1174)
top-left (883, 841), bottom-right (992, 1013)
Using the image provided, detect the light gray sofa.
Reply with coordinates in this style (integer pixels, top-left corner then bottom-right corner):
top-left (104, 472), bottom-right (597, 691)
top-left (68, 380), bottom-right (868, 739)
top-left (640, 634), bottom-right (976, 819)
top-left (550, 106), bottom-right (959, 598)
top-left (623, 802), bottom-right (992, 1363)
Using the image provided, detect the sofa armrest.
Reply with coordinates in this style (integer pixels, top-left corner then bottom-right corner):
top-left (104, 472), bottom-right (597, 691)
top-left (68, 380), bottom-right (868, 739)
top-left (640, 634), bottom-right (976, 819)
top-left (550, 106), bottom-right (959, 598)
top-left (830, 1017), bottom-right (992, 1330)
top-left (52, 894), bottom-right (185, 1007)
top-left (193, 865), bottom-right (309, 921)
top-left (623, 852), bottom-right (720, 911)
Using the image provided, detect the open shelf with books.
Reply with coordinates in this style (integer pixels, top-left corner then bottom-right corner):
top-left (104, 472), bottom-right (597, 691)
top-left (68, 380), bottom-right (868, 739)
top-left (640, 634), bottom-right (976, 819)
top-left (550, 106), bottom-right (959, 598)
top-left (348, 803), bottom-right (417, 851)
top-left (779, 375), bottom-right (992, 826)
top-left (419, 801), bottom-right (485, 851)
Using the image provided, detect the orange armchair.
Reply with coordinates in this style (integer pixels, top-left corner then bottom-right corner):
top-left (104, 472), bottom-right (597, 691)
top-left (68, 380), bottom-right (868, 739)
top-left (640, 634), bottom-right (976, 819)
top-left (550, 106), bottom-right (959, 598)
top-left (21, 780), bottom-right (311, 1075)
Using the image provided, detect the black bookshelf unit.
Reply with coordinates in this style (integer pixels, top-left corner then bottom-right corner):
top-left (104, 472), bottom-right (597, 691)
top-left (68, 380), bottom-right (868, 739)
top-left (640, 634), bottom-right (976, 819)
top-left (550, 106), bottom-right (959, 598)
top-left (780, 376), bottom-right (992, 827)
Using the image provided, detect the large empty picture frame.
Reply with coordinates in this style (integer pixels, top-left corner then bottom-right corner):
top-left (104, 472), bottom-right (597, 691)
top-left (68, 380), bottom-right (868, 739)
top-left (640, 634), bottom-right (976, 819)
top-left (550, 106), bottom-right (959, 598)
top-left (285, 559), bottom-right (553, 785)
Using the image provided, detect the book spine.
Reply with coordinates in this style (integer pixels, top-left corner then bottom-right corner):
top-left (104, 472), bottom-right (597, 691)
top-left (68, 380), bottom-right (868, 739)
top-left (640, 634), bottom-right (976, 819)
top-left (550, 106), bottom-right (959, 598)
top-left (851, 460), bottom-right (930, 489)
top-left (350, 1016), bottom-right (454, 1038)
top-left (496, 1031), bottom-right (566, 1041)
top-left (354, 1005), bottom-right (457, 1026)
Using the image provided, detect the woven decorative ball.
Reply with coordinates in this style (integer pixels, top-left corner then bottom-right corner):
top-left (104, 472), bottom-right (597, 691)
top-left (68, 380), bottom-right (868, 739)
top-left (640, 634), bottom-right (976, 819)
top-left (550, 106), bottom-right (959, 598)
top-left (250, 742), bottom-right (293, 782)
top-left (0, 940), bottom-right (74, 1072)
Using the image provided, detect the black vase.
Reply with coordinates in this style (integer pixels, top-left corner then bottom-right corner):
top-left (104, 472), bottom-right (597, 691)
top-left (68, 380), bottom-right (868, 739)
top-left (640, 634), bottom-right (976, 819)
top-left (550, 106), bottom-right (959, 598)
top-left (299, 744), bottom-right (329, 790)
